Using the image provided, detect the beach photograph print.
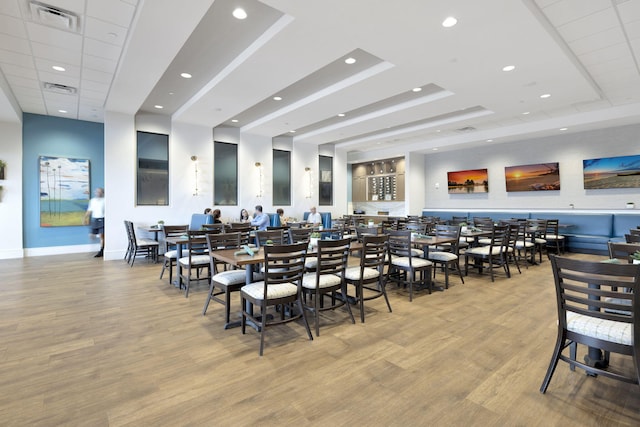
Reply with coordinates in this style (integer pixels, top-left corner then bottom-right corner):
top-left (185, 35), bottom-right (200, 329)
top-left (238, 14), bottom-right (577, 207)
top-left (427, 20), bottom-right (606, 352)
top-left (40, 156), bottom-right (90, 227)
top-left (583, 154), bottom-right (640, 190)
top-left (447, 168), bottom-right (489, 194)
top-left (505, 162), bottom-right (560, 192)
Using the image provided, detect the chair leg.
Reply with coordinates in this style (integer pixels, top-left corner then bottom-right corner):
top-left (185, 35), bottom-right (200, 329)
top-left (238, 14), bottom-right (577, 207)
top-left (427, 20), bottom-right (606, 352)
top-left (298, 296), bottom-right (313, 341)
top-left (259, 305), bottom-right (267, 356)
top-left (540, 330), bottom-right (566, 393)
top-left (225, 289), bottom-right (232, 325)
top-left (202, 280), bottom-right (215, 315)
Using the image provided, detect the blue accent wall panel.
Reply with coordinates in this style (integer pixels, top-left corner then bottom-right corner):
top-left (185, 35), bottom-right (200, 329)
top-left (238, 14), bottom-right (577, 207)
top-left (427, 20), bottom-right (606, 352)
top-left (23, 113), bottom-right (104, 248)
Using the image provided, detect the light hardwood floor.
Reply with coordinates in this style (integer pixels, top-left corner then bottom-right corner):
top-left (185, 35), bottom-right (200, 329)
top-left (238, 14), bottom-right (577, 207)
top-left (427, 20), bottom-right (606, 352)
top-left (1, 252), bottom-right (638, 426)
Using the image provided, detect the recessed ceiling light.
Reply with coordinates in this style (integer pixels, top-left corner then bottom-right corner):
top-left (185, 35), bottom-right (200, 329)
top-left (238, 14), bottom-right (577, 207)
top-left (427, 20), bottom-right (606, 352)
top-left (154, 105), bottom-right (163, 109)
top-left (344, 57), bottom-right (356, 65)
top-left (436, 129), bottom-right (441, 133)
top-left (58, 109), bottom-right (67, 113)
top-left (52, 65), bottom-right (65, 72)
top-left (168, 92), bottom-right (174, 95)
top-left (337, 113), bottom-right (345, 117)
top-left (442, 16), bottom-right (458, 28)
top-left (540, 93), bottom-right (551, 99)
top-left (231, 119), bottom-right (238, 123)
top-left (232, 8), bottom-right (247, 20)
top-left (432, 148), bottom-right (439, 151)
top-left (502, 65), bottom-right (515, 72)
top-left (289, 130), bottom-right (296, 133)
top-left (486, 139), bottom-right (493, 142)
top-left (412, 87), bottom-right (422, 92)
top-left (559, 127), bottom-right (568, 131)
top-left (180, 72), bottom-right (192, 79)
top-left (522, 111), bottom-right (530, 115)
top-left (273, 96), bottom-right (282, 101)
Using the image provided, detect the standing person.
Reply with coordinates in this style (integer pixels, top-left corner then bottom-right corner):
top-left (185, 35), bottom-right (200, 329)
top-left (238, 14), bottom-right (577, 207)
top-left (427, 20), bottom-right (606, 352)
top-left (250, 205), bottom-right (270, 231)
top-left (307, 206), bottom-right (322, 226)
top-left (84, 187), bottom-right (105, 258)
top-left (239, 208), bottom-right (252, 223)
top-left (276, 208), bottom-right (288, 226)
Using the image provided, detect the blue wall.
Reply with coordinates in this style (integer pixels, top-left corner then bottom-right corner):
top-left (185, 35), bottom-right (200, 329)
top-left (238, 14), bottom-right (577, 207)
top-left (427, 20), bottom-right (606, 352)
top-left (23, 113), bottom-right (104, 248)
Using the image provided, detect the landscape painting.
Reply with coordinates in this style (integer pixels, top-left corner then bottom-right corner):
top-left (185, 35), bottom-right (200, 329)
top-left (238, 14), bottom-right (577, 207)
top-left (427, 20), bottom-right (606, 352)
top-left (448, 168), bottom-right (489, 194)
top-left (505, 162), bottom-right (560, 192)
top-left (583, 154), bottom-right (640, 189)
top-left (40, 156), bottom-right (90, 227)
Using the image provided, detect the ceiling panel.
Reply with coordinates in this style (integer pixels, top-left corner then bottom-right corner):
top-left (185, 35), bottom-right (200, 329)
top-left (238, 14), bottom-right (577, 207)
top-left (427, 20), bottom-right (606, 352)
top-left (83, 38), bottom-right (122, 60)
top-left (30, 41), bottom-right (81, 65)
top-left (86, 0), bottom-right (135, 28)
top-left (556, 8), bottom-right (619, 42)
top-left (83, 16), bottom-right (126, 46)
top-left (0, 33), bottom-right (31, 54)
top-left (1, 63), bottom-right (38, 79)
top-left (538, 0), bottom-right (610, 27)
top-left (25, 22), bottom-right (83, 50)
top-left (568, 26), bottom-right (626, 56)
top-left (0, 14), bottom-right (28, 37)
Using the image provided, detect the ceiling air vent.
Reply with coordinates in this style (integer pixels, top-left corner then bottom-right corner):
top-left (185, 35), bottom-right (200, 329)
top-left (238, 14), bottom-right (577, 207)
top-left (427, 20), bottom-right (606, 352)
top-left (456, 126), bottom-right (477, 133)
top-left (29, 1), bottom-right (79, 32)
top-left (43, 82), bottom-right (77, 95)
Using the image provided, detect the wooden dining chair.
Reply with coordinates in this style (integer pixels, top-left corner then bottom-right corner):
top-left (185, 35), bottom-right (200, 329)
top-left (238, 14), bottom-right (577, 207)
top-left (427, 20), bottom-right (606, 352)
top-left (301, 237), bottom-right (354, 336)
top-left (426, 224), bottom-right (464, 289)
top-left (464, 224), bottom-right (510, 282)
top-left (178, 230), bottom-right (215, 297)
top-left (124, 220), bottom-right (159, 266)
top-left (540, 255), bottom-right (640, 393)
top-left (344, 234), bottom-right (392, 322)
top-left (255, 229), bottom-right (285, 247)
top-left (240, 242), bottom-right (313, 356)
top-left (625, 233), bottom-right (640, 244)
top-left (203, 232), bottom-right (257, 329)
top-left (159, 224), bottom-right (188, 284)
top-left (387, 230), bottom-right (433, 302)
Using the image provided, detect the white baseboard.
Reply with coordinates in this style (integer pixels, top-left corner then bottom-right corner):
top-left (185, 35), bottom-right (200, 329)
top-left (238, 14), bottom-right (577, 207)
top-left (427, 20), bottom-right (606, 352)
top-left (0, 249), bottom-right (25, 259)
top-left (24, 244), bottom-right (100, 257)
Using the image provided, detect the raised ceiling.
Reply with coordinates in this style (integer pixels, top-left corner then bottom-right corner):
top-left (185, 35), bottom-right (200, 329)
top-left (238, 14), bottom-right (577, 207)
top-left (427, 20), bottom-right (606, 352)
top-left (1, 0), bottom-right (639, 159)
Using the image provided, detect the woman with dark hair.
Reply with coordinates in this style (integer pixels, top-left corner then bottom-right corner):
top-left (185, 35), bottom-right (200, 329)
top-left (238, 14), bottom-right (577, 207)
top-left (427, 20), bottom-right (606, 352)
top-left (276, 208), bottom-right (288, 226)
top-left (212, 209), bottom-right (222, 224)
top-left (204, 208), bottom-right (212, 215)
top-left (240, 208), bottom-right (251, 223)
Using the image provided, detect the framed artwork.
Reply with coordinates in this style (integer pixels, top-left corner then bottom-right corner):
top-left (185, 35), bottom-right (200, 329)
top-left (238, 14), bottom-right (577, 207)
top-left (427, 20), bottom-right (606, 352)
top-left (583, 154), bottom-right (640, 189)
top-left (505, 162), bottom-right (560, 192)
top-left (447, 168), bottom-right (488, 194)
top-left (39, 156), bottom-right (90, 227)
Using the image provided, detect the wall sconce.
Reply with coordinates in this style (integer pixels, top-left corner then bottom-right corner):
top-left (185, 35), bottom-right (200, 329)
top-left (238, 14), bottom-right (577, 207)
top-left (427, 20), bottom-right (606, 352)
top-left (191, 155), bottom-right (198, 196)
top-left (304, 167), bottom-right (312, 198)
top-left (255, 162), bottom-right (263, 197)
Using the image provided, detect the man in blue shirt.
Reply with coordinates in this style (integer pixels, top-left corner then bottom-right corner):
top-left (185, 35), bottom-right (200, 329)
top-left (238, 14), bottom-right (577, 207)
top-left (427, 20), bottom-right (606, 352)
top-left (251, 205), bottom-right (270, 231)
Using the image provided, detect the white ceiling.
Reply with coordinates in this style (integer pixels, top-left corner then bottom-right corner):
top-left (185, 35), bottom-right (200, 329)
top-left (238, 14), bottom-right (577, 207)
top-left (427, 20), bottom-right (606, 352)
top-left (1, 0), bottom-right (640, 159)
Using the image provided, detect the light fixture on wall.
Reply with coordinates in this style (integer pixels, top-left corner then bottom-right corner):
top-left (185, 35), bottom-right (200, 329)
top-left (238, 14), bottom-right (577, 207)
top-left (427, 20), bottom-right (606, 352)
top-left (304, 167), bottom-right (312, 199)
top-left (191, 155), bottom-right (199, 196)
top-left (255, 162), bottom-right (263, 197)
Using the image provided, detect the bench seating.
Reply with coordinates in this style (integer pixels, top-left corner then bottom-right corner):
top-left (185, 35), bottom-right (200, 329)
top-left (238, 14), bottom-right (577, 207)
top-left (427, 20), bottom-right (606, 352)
top-left (421, 210), bottom-right (640, 255)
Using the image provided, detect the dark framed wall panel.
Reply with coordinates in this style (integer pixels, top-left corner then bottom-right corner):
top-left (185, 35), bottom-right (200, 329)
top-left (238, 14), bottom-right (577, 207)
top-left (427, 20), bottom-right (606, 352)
top-left (136, 131), bottom-right (169, 206)
top-left (273, 149), bottom-right (291, 206)
top-left (319, 155), bottom-right (333, 206)
top-left (214, 141), bottom-right (238, 205)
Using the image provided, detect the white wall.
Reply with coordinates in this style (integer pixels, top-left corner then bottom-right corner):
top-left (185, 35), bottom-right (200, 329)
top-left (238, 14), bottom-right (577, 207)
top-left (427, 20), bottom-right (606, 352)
top-left (0, 120), bottom-right (24, 259)
top-left (423, 123), bottom-right (640, 210)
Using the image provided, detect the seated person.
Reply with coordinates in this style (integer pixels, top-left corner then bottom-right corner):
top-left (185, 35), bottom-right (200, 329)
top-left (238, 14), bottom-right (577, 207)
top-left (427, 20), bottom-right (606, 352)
top-left (239, 208), bottom-right (252, 223)
top-left (204, 208), bottom-right (212, 215)
top-left (212, 209), bottom-right (222, 224)
top-left (250, 205), bottom-right (270, 231)
top-left (307, 206), bottom-right (322, 226)
top-left (277, 208), bottom-right (288, 226)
